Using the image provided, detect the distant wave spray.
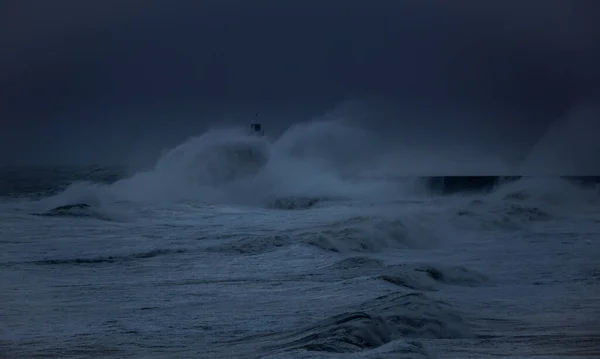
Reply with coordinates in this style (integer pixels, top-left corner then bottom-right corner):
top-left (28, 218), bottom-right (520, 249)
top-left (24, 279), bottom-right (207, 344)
top-left (41, 119), bottom-right (411, 210)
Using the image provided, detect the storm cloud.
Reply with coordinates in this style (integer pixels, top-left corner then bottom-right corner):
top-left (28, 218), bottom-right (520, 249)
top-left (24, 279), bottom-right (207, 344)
top-left (1, 0), bottom-right (599, 167)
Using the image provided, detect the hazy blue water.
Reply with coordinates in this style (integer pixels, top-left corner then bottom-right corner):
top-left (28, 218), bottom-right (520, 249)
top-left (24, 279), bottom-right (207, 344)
top-left (1, 124), bottom-right (599, 358)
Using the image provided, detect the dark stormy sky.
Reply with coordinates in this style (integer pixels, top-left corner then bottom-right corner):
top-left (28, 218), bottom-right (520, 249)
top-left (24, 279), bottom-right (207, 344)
top-left (1, 0), bottom-right (599, 170)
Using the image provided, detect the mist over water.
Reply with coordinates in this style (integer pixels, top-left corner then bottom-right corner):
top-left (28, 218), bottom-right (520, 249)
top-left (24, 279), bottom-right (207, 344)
top-left (34, 98), bottom-right (599, 216)
top-left (41, 120), bottom-right (399, 210)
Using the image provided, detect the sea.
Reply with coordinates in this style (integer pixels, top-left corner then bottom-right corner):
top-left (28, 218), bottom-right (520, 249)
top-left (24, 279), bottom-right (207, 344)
top-left (1, 121), bottom-right (599, 359)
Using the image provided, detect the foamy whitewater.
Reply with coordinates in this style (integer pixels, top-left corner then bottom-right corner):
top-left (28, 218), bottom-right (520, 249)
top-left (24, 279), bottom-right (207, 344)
top-left (1, 120), bottom-right (599, 358)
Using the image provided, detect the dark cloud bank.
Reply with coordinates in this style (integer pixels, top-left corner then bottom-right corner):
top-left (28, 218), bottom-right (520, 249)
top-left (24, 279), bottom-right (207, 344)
top-left (1, 0), bottom-right (599, 173)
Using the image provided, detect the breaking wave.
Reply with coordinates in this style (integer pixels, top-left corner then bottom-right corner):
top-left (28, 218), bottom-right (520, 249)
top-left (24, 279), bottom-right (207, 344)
top-left (35, 105), bottom-right (599, 223)
top-left (38, 119), bottom-right (411, 212)
top-left (449, 177), bottom-right (600, 230)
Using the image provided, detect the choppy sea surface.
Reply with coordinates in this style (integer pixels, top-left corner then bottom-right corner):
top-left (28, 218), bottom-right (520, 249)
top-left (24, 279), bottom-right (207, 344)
top-left (1, 124), bottom-right (599, 358)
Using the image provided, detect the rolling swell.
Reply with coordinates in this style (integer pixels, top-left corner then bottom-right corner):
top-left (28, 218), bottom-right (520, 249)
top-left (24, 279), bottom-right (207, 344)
top-left (268, 196), bottom-right (324, 210)
top-left (32, 248), bottom-right (186, 266)
top-left (234, 292), bottom-right (470, 355)
top-left (311, 257), bottom-right (489, 291)
top-left (32, 203), bottom-right (95, 217)
top-left (30, 202), bottom-right (123, 222)
top-left (205, 216), bottom-right (438, 255)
